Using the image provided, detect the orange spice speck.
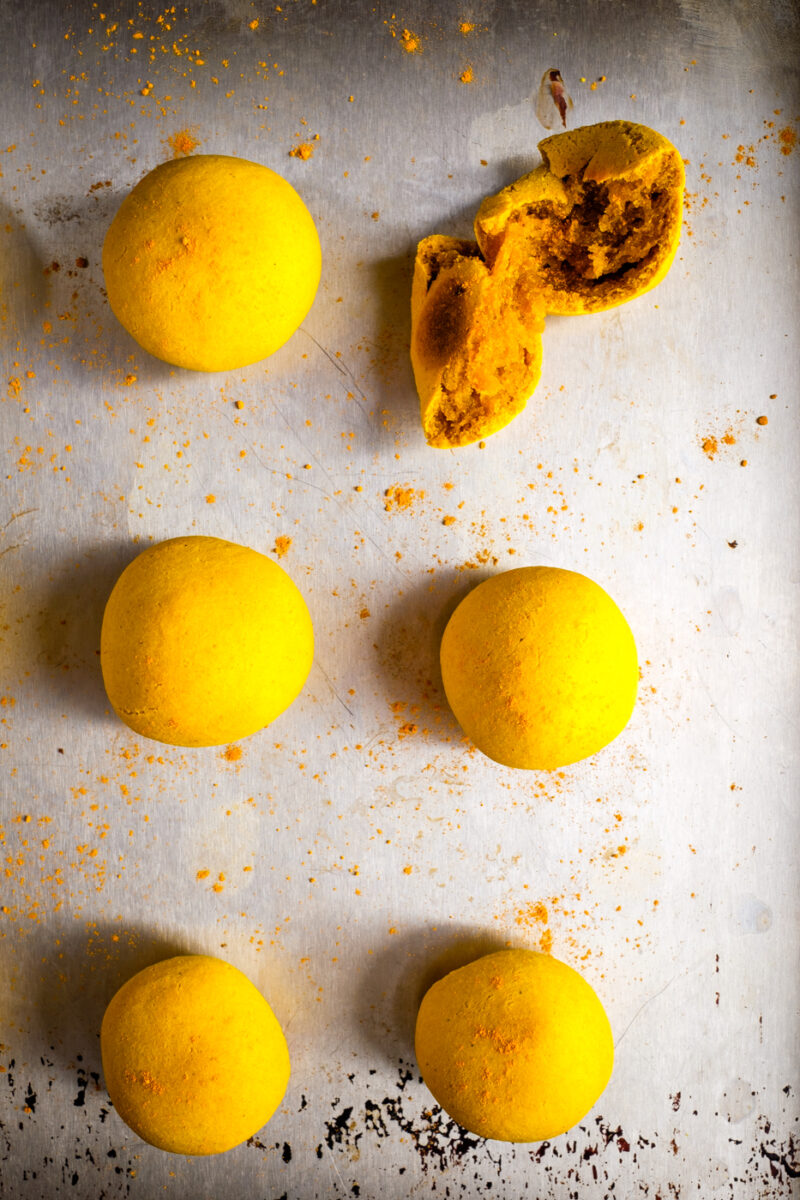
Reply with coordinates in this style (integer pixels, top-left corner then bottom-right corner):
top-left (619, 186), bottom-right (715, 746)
top-left (384, 484), bottom-right (421, 512)
top-left (223, 745), bottom-right (242, 762)
top-left (756, 414), bottom-right (768, 426)
top-left (778, 126), bottom-right (796, 155)
top-left (273, 535), bottom-right (292, 558)
top-left (400, 28), bottom-right (421, 53)
top-left (166, 129), bottom-right (200, 157)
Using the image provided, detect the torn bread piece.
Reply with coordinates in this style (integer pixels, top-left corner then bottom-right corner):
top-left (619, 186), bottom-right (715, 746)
top-left (410, 234), bottom-right (545, 448)
top-left (475, 120), bottom-right (684, 315)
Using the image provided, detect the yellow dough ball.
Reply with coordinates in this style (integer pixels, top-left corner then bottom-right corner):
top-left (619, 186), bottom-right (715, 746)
top-left (440, 566), bottom-right (637, 769)
top-left (101, 955), bottom-right (290, 1155)
top-left (415, 948), bottom-right (613, 1142)
top-left (100, 535), bottom-right (313, 747)
top-left (103, 155), bottom-right (321, 371)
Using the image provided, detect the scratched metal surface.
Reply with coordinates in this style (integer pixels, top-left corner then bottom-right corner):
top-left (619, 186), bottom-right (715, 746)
top-left (0, 0), bottom-right (798, 1196)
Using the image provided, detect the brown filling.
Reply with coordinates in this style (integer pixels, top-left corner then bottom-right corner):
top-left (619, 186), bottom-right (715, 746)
top-left (418, 275), bottom-right (472, 366)
top-left (502, 173), bottom-right (676, 298)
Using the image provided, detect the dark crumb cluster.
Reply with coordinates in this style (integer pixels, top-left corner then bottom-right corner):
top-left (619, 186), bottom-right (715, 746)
top-left (254, 1063), bottom-right (800, 1199)
top-left (2, 1056), bottom-right (798, 1196)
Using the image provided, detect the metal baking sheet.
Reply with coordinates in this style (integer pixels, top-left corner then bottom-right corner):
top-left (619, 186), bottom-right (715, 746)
top-left (1, 0), bottom-right (798, 1196)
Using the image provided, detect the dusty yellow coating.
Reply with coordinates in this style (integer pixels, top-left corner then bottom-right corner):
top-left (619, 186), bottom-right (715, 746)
top-left (100, 535), bottom-right (313, 748)
top-left (415, 948), bottom-right (613, 1142)
top-left (103, 155), bottom-right (321, 371)
top-left (475, 120), bottom-right (684, 315)
top-left (410, 234), bottom-right (545, 448)
top-left (100, 955), bottom-right (290, 1156)
top-left (440, 566), bottom-right (637, 770)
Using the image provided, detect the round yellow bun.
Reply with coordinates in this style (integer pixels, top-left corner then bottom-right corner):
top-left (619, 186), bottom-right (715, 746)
top-left (440, 566), bottom-right (637, 769)
top-left (101, 954), bottom-right (290, 1155)
top-left (103, 154), bottom-right (321, 371)
top-left (415, 948), bottom-right (613, 1142)
top-left (100, 535), bottom-right (313, 747)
